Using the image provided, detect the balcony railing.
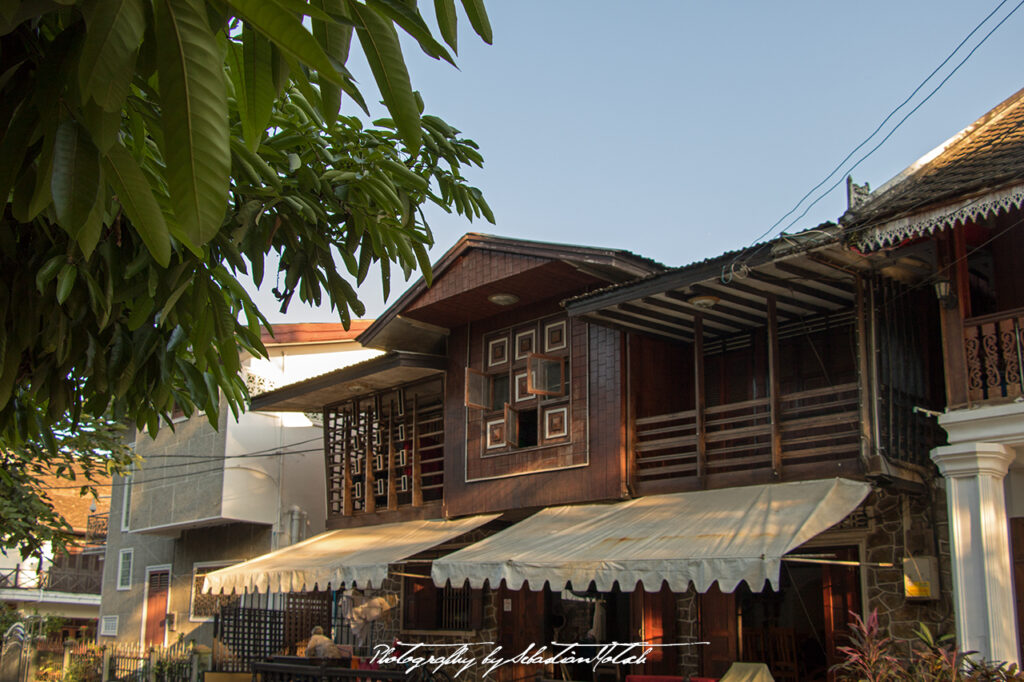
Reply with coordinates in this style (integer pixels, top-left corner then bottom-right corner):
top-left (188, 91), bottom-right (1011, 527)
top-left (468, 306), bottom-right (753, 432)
top-left (0, 566), bottom-right (102, 594)
top-left (963, 307), bottom-right (1024, 403)
top-left (634, 383), bottom-right (861, 487)
top-left (86, 512), bottom-right (109, 545)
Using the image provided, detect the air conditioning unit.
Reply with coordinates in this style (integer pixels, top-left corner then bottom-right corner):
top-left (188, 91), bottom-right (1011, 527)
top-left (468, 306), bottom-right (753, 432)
top-left (374, 479), bottom-right (386, 497)
top-left (396, 450), bottom-right (408, 468)
top-left (396, 475), bottom-right (410, 493)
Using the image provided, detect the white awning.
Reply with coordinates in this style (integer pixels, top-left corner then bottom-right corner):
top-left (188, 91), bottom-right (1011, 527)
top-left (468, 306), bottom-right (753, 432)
top-left (431, 478), bottom-right (870, 593)
top-left (204, 514), bottom-right (498, 594)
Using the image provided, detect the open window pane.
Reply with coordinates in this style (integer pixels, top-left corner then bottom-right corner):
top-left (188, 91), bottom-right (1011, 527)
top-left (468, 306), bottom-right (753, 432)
top-left (526, 354), bottom-right (566, 396)
top-left (465, 368), bottom-right (489, 409)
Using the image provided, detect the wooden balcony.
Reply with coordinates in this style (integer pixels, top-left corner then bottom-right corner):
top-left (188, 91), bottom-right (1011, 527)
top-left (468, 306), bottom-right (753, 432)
top-left (633, 383), bottom-right (861, 492)
top-left (963, 306), bottom-right (1024, 403)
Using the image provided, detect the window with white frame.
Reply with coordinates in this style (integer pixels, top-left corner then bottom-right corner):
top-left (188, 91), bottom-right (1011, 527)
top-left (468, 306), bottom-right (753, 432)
top-left (117, 548), bottom-right (133, 590)
top-left (99, 615), bottom-right (118, 636)
top-left (190, 563), bottom-right (241, 621)
top-left (121, 474), bottom-right (132, 531)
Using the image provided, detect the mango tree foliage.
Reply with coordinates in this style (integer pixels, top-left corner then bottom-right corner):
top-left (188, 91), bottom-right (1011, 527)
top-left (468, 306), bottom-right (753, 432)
top-left (0, 0), bottom-right (493, 557)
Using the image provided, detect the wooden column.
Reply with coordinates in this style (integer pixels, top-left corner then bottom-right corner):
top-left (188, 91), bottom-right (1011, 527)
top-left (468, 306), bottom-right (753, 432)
top-left (387, 414), bottom-right (397, 510)
top-left (694, 314), bottom-right (707, 486)
top-left (767, 295), bottom-right (782, 477)
top-left (364, 411), bottom-right (376, 514)
top-left (854, 276), bottom-right (874, 467)
top-left (412, 399), bottom-right (423, 506)
top-left (625, 333), bottom-right (636, 496)
top-left (340, 409), bottom-right (353, 516)
top-left (937, 230), bottom-right (970, 407)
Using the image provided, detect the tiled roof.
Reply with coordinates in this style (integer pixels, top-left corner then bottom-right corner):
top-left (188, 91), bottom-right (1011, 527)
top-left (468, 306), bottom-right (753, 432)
top-left (35, 468), bottom-right (112, 534)
top-left (843, 86), bottom-right (1024, 229)
top-left (260, 321), bottom-right (372, 346)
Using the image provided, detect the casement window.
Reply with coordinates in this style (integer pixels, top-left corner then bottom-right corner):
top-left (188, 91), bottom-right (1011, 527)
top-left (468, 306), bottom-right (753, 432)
top-left (117, 548), bottom-right (133, 590)
top-left (402, 566), bottom-right (482, 633)
top-left (99, 615), bottom-right (118, 637)
top-left (465, 316), bottom-right (571, 451)
top-left (190, 564), bottom-right (241, 621)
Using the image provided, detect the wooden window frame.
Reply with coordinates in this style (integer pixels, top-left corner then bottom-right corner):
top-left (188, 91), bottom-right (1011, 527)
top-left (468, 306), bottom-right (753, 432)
top-left (526, 353), bottom-right (567, 397)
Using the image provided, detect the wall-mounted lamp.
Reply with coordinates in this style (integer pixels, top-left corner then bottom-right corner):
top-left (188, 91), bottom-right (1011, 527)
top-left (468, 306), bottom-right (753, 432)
top-left (933, 278), bottom-right (957, 310)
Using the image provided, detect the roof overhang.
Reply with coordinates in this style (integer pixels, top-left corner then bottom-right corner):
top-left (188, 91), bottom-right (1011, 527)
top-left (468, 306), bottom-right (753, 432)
top-left (431, 478), bottom-right (871, 593)
top-left (566, 243), bottom-right (859, 344)
top-left (250, 352), bottom-right (447, 412)
top-left (203, 514), bottom-right (499, 594)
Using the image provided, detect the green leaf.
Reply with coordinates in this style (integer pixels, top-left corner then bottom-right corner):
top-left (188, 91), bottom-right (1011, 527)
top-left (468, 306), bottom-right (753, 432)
top-left (227, 0), bottom-right (345, 87)
top-left (78, 0), bottom-right (146, 112)
top-left (346, 0), bottom-right (420, 151)
top-left (459, 0), bottom-right (491, 44)
top-left (239, 25), bottom-right (275, 152)
top-left (56, 264), bottom-right (77, 304)
top-left (311, 0), bottom-right (352, 122)
top-left (103, 143), bottom-right (172, 266)
top-left (155, 0), bottom-right (231, 248)
top-left (51, 118), bottom-right (102, 237)
top-left (434, 0), bottom-right (457, 53)
top-left (366, 0), bottom-right (454, 66)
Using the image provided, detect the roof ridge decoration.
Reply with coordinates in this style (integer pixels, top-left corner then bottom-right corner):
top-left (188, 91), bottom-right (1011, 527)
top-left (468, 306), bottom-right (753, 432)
top-left (853, 180), bottom-right (1024, 251)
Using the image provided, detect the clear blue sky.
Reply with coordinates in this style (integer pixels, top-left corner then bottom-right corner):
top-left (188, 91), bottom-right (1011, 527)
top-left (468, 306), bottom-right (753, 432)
top-left (253, 0), bottom-right (1024, 322)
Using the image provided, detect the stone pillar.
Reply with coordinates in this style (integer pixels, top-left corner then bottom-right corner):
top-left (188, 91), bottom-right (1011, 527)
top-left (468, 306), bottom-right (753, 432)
top-left (931, 441), bottom-right (1018, 664)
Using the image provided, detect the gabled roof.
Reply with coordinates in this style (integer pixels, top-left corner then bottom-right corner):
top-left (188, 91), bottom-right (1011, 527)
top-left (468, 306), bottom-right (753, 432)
top-left (843, 86), bottom-right (1024, 238)
top-left (260, 321), bottom-right (371, 347)
top-left (357, 233), bottom-right (665, 350)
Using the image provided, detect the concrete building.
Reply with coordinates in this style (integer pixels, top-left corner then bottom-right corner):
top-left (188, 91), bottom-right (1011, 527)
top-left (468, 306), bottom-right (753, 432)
top-left (98, 323), bottom-right (377, 646)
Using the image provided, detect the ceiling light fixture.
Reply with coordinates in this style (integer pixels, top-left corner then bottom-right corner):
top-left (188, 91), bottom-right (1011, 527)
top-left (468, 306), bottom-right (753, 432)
top-left (688, 295), bottom-right (719, 309)
top-left (487, 293), bottom-right (520, 306)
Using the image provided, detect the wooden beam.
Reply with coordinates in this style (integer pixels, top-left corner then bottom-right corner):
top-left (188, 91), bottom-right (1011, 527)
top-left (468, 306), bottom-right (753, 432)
top-left (767, 295), bottom-right (782, 478)
top-left (722, 279), bottom-right (834, 317)
top-left (694, 314), bottom-right (707, 487)
top-left (647, 292), bottom-right (764, 327)
top-left (746, 270), bottom-right (851, 308)
top-left (581, 313), bottom-right (692, 345)
top-left (597, 308), bottom-right (692, 341)
top-left (620, 301), bottom-right (699, 334)
top-left (661, 290), bottom-right (749, 331)
top-left (689, 284), bottom-right (773, 321)
top-left (771, 261), bottom-right (855, 296)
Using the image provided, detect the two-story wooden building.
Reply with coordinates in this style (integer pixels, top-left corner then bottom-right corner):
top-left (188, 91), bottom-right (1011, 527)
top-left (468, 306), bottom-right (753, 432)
top-left (208, 230), bottom-right (958, 680)
top-left (843, 85), bottom-right (1024, 665)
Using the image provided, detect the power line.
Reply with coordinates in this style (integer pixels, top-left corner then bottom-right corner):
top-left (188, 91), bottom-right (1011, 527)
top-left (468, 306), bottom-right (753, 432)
top-left (773, 0), bottom-right (1024, 238)
top-left (726, 0), bottom-right (1024, 273)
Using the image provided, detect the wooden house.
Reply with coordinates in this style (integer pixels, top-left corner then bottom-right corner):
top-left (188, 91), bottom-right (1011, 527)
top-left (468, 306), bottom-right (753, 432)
top-left (212, 230), bottom-right (958, 681)
top-left (843, 85), bottom-right (1024, 665)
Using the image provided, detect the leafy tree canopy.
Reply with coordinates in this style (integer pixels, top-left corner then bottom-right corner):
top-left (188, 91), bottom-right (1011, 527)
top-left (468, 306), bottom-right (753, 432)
top-left (0, 0), bottom-right (493, 558)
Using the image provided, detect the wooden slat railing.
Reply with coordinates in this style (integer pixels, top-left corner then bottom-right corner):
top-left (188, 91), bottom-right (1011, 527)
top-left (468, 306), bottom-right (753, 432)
top-left (634, 382), bottom-right (860, 485)
top-left (963, 307), bottom-right (1024, 403)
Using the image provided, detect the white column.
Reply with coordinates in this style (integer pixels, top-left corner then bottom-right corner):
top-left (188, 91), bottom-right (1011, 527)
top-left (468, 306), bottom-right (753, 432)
top-left (931, 441), bottom-right (1018, 664)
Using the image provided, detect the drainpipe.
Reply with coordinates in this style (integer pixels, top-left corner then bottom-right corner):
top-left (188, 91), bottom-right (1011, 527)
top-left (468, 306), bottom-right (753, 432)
top-left (288, 505), bottom-right (304, 546)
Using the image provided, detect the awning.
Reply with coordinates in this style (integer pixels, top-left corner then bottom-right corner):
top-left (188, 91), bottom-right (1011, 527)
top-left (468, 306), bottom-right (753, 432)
top-left (431, 478), bottom-right (871, 593)
top-left (204, 514), bottom-right (498, 594)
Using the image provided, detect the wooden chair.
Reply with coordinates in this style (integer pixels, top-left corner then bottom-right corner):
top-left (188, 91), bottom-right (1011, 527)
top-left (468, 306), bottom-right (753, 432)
top-left (740, 628), bottom-right (765, 662)
top-left (767, 628), bottom-right (798, 682)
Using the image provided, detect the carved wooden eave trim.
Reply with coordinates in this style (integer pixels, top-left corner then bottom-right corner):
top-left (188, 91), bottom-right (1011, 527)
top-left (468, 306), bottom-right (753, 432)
top-left (853, 181), bottom-right (1024, 251)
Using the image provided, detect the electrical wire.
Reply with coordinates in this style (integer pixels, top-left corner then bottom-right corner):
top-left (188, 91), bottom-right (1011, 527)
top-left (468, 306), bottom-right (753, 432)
top-left (726, 0), bottom-right (1024, 273)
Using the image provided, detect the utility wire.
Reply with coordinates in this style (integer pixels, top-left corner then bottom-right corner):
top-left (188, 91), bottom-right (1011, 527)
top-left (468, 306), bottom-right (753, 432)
top-left (725, 0), bottom-right (1024, 275)
top-left (773, 0), bottom-right (1024, 238)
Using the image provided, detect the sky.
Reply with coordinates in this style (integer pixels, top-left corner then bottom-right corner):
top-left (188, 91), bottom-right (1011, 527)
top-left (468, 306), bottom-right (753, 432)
top-left (251, 0), bottom-right (1024, 322)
